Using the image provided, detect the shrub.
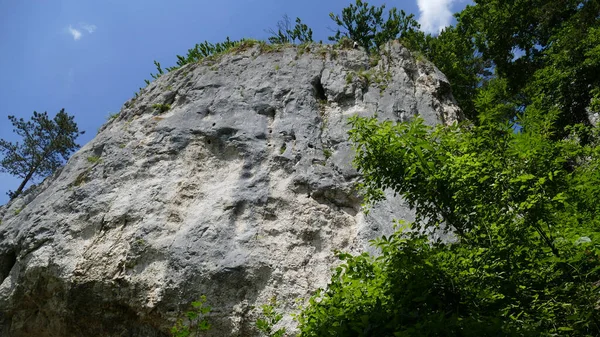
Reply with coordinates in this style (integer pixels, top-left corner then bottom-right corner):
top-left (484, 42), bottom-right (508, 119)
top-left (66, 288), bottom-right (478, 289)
top-left (171, 295), bottom-right (212, 337)
top-left (255, 298), bottom-right (286, 337)
top-left (152, 103), bottom-right (171, 114)
top-left (266, 15), bottom-right (313, 45)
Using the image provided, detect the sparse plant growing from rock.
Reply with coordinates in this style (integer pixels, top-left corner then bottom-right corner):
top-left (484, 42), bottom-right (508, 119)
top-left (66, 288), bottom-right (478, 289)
top-left (171, 295), bottom-right (211, 337)
top-left (86, 156), bottom-right (101, 164)
top-left (369, 51), bottom-right (381, 68)
top-left (255, 297), bottom-right (286, 337)
top-left (72, 169), bottom-right (90, 187)
top-left (152, 103), bottom-right (171, 114)
top-left (266, 14), bottom-right (313, 44)
top-left (144, 37), bottom-right (249, 87)
top-left (107, 112), bottom-right (119, 121)
top-left (345, 72), bottom-right (354, 84)
top-left (335, 36), bottom-right (355, 49)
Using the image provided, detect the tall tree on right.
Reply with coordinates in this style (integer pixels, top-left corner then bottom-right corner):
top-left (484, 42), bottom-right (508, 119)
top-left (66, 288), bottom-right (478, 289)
top-left (453, 0), bottom-right (598, 131)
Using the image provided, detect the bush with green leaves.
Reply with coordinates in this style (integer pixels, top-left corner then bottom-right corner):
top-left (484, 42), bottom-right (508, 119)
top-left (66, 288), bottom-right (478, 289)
top-left (328, 0), bottom-right (420, 52)
top-left (152, 103), bottom-right (171, 114)
top-left (297, 111), bottom-right (600, 336)
top-left (266, 14), bottom-right (313, 45)
top-left (255, 297), bottom-right (287, 337)
top-left (171, 295), bottom-right (212, 337)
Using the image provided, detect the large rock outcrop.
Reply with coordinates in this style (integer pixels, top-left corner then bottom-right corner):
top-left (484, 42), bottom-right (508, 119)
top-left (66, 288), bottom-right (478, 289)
top-left (0, 41), bottom-right (460, 336)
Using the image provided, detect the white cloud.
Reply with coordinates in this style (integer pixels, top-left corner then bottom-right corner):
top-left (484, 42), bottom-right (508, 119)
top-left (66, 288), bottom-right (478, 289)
top-left (68, 25), bottom-right (82, 40)
top-left (66, 23), bottom-right (97, 41)
top-left (417, 0), bottom-right (455, 34)
top-left (80, 23), bottom-right (97, 34)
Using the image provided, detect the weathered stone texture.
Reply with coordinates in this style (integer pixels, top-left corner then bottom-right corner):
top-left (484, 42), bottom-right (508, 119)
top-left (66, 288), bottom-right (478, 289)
top-left (0, 41), bottom-right (460, 336)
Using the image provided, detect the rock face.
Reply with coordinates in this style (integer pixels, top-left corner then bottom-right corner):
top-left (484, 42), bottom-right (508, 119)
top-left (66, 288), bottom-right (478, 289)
top-left (0, 41), bottom-right (460, 336)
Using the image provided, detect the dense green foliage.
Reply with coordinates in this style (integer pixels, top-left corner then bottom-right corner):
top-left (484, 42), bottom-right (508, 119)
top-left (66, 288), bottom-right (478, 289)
top-left (297, 113), bottom-right (600, 336)
top-left (405, 0), bottom-right (600, 130)
top-left (328, 0), bottom-right (420, 52)
top-left (267, 15), bottom-right (313, 45)
top-left (0, 109), bottom-right (83, 199)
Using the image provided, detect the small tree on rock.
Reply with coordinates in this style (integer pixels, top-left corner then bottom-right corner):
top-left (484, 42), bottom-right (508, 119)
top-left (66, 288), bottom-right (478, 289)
top-left (329, 0), bottom-right (420, 52)
top-left (0, 109), bottom-right (83, 200)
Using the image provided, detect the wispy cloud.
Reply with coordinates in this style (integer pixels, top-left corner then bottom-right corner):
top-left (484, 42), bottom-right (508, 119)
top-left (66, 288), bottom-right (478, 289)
top-left (80, 23), bottom-right (97, 33)
top-left (68, 25), bottom-right (82, 40)
top-left (417, 0), bottom-right (455, 34)
top-left (66, 22), bottom-right (97, 41)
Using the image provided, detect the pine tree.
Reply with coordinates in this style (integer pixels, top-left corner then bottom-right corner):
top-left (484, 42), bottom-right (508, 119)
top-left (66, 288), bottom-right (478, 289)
top-left (0, 109), bottom-right (83, 199)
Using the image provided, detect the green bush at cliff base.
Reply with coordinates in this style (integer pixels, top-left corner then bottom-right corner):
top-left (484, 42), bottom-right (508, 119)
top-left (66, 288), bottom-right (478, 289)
top-left (297, 112), bottom-right (600, 336)
top-left (171, 295), bottom-right (211, 337)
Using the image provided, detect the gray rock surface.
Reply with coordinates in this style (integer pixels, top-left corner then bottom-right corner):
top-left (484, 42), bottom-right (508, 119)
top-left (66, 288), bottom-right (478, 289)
top-left (0, 41), bottom-right (460, 336)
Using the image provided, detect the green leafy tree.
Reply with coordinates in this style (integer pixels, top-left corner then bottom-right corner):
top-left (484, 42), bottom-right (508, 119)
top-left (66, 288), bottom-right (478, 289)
top-left (401, 0), bottom-right (599, 130)
top-left (455, 0), bottom-right (600, 131)
top-left (297, 112), bottom-right (600, 336)
top-left (267, 15), bottom-right (313, 44)
top-left (328, 0), bottom-right (420, 52)
top-left (0, 109), bottom-right (83, 200)
top-left (329, 0), bottom-right (420, 51)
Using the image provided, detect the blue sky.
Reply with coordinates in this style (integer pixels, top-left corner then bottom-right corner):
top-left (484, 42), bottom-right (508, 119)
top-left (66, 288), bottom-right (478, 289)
top-left (0, 0), bottom-right (469, 204)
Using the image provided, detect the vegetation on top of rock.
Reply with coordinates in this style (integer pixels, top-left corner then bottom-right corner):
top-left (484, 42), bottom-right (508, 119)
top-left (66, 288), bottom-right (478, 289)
top-left (328, 0), bottom-right (420, 52)
top-left (266, 14), bottom-right (313, 45)
top-left (0, 109), bottom-right (83, 200)
top-left (146, 37), bottom-right (250, 84)
top-left (142, 0), bottom-right (421, 87)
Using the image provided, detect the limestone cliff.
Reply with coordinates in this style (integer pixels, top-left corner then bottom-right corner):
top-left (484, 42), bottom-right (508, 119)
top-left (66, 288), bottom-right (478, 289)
top-left (0, 41), bottom-right (460, 336)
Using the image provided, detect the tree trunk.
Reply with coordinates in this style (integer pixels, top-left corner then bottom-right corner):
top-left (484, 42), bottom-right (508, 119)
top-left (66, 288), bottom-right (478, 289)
top-left (11, 166), bottom-right (37, 200)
